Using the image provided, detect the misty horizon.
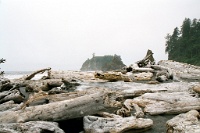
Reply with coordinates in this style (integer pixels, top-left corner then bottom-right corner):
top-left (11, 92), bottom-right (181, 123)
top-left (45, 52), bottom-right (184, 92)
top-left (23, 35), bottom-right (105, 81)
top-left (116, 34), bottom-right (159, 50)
top-left (1, 0), bottom-right (200, 71)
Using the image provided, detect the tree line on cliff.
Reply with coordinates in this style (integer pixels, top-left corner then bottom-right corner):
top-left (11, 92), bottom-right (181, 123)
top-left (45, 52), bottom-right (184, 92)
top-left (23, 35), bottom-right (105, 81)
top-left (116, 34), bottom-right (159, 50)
top-left (165, 18), bottom-right (200, 65)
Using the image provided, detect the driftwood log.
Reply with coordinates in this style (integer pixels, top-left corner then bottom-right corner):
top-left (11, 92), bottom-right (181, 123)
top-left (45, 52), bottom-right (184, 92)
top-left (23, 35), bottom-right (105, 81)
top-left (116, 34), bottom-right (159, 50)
top-left (132, 92), bottom-right (200, 115)
top-left (24, 67), bottom-right (51, 80)
top-left (0, 121), bottom-right (64, 133)
top-left (158, 60), bottom-right (200, 81)
top-left (84, 115), bottom-right (153, 133)
top-left (136, 49), bottom-right (155, 67)
top-left (166, 110), bottom-right (200, 133)
top-left (115, 99), bottom-right (144, 118)
top-left (0, 89), bottom-right (24, 104)
top-left (0, 100), bottom-right (18, 112)
top-left (0, 88), bottom-right (122, 123)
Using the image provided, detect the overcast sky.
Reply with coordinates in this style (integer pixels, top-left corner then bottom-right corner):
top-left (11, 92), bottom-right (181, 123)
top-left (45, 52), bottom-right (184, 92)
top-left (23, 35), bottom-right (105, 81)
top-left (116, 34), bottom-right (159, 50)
top-left (0, 0), bottom-right (199, 71)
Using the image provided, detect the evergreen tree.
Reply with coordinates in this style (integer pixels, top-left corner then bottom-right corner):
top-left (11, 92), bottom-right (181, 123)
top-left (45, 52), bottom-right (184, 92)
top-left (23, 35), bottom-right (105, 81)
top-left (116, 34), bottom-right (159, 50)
top-left (165, 18), bottom-right (200, 65)
top-left (165, 27), bottom-right (179, 60)
top-left (80, 55), bottom-right (125, 71)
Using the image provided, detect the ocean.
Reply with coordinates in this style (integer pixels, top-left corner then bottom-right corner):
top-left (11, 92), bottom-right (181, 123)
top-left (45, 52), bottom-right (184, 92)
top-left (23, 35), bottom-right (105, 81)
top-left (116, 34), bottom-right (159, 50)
top-left (3, 71), bottom-right (32, 79)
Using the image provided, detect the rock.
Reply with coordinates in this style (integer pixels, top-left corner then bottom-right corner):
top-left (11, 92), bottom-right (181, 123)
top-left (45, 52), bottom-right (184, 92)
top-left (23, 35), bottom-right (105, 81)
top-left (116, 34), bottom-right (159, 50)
top-left (80, 54), bottom-right (125, 71)
top-left (83, 115), bottom-right (153, 133)
top-left (166, 110), bottom-right (200, 133)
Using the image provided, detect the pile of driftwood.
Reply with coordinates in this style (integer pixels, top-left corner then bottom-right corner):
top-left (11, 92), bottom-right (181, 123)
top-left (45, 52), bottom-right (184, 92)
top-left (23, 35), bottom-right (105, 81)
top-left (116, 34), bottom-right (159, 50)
top-left (1, 50), bottom-right (200, 133)
top-left (95, 49), bottom-right (173, 83)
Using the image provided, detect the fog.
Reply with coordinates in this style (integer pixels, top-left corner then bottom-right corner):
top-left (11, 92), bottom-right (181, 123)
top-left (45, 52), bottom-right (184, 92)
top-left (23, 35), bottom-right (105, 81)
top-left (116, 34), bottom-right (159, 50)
top-left (0, 0), bottom-right (200, 71)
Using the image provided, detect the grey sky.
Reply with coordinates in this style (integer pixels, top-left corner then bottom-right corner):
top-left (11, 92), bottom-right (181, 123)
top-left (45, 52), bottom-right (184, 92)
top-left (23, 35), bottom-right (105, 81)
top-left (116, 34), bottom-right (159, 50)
top-left (0, 0), bottom-right (200, 71)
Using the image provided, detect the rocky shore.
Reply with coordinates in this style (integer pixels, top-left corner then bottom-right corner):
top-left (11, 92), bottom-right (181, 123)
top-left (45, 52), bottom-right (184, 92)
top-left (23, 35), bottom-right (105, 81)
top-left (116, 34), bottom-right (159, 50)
top-left (0, 59), bottom-right (200, 133)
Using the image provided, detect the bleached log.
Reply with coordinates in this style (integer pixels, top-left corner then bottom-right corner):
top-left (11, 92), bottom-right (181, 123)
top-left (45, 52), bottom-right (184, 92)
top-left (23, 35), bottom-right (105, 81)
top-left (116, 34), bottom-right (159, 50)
top-left (14, 79), bottom-right (63, 92)
top-left (116, 99), bottom-right (144, 118)
top-left (50, 70), bottom-right (96, 82)
top-left (132, 68), bottom-right (155, 73)
top-left (0, 82), bottom-right (13, 92)
top-left (136, 49), bottom-right (155, 67)
top-left (97, 112), bottom-right (122, 118)
top-left (83, 115), bottom-right (153, 133)
top-left (0, 121), bottom-right (64, 133)
top-left (94, 72), bottom-right (123, 82)
top-left (158, 60), bottom-right (200, 81)
top-left (132, 92), bottom-right (200, 115)
top-left (131, 72), bottom-right (154, 81)
top-left (0, 88), bottom-right (122, 123)
top-left (0, 89), bottom-right (24, 104)
top-left (21, 88), bottom-right (115, 108)
top-left (24, 67), bottom-right (51, 80)
top-left (122, 82), bottom-right (198, 98)
top-left (0, 100), bottom-right (18, 112)
top-left (166, 110), bottom-right (200, 133)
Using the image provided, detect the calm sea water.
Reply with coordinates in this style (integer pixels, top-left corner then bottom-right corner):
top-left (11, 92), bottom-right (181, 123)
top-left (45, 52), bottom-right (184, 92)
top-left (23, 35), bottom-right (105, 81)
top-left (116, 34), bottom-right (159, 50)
top-left (4, 71), bottom-right (33, 79)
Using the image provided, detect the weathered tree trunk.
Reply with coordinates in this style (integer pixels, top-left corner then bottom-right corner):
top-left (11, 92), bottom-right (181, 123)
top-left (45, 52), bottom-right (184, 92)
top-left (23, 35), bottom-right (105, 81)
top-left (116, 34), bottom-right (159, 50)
top-left (0, 88), bottom-right (122, 123)
top-left (132, 92), bottom-right (200, 115)
top-left (121, 82), bottom-right (198, 98)
top-left (0, 121), bottom-right (64, 133)
top-left (0, 100), bottom-right (18, 112)
top-left (158, 60), bottom-right (200, 81)
top-left (136, 49), bottom-right (155, 67)
top-left (84, 115), bottom-right (153, 133)
top-left (132, 68), bottom-right (155, 72)
top-left (116, 99), bottom-right (144, 118)
top-left (0, 89), bottom-right (24, 104)
top-left (24, 67), bottom-right (51, 80)
top-left (166, 110), bottom-right (200, 133)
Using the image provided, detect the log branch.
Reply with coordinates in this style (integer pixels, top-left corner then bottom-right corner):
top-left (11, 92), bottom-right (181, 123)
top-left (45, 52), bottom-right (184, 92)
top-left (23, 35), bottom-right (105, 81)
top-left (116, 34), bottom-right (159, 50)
top-left (116, 99), bottom-right (144, 118)
top-left (24, 68), bottom-right (51, 80)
